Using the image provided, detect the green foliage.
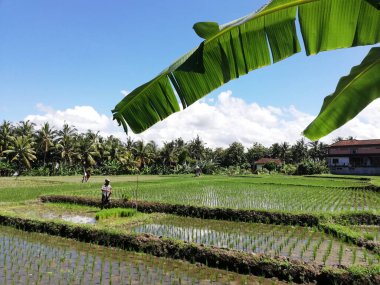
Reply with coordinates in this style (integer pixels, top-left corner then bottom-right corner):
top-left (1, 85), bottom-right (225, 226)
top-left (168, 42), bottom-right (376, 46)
top-left (304, 47), bottom-right (380, 140)
top-left (263, 162), bottom-right (277, 172)
top-left (296, 160), bottom-right (329, 175)
top-left (95, 208), bottom-right (137, 220)
top-left (112, 0), bottom-right (380, 137)
top-left (281, 164), bottom-right (297, 175)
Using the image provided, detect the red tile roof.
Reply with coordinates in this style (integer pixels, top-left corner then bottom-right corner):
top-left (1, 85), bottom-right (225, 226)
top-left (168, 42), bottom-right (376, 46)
top-left (254, 158), bottom-right (282, 165)
top-left (330, 139), bottom-right (380, 147)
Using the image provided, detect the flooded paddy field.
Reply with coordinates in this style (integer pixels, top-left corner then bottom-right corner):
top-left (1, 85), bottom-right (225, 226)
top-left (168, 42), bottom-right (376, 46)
top-left (75, 180), bottom-right (380, 213)
top-left (2, 203), bottom-right (379, 268)
top-left (0, 226), bottom-right (286, 285)
top-left (351, 225), bottom-right (380, 242)
top-left (129, 216), bottom-right (380, 267)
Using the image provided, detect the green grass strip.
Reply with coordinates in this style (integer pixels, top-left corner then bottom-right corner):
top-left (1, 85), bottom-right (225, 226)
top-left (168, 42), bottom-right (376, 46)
top-left (95, 208), bottom-right (137, 220)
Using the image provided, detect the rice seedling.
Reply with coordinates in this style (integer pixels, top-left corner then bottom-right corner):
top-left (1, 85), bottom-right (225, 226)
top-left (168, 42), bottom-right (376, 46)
top-left (0, 225), bottom-right (282, 284)
top-left (128, 215), bottom-right (379, 266)
top-left (95, 208), bottom-right (137, 220)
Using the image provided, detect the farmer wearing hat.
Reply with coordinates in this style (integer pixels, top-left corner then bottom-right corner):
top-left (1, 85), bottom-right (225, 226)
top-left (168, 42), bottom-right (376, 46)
top-left (101, 178), bottom-right (112, 209)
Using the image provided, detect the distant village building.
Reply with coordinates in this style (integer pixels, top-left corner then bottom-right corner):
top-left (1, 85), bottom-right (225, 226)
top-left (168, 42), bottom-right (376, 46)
top-left (254, 158), bottom-right (282, 171)
top-left (327, 139), bottom-right (380, 175)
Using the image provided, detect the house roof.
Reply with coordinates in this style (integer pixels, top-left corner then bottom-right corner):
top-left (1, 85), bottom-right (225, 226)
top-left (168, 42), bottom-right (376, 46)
top-left (254, 158), bottom-right (282, 165)
top-left (330, 139), bottom-right (380, 147)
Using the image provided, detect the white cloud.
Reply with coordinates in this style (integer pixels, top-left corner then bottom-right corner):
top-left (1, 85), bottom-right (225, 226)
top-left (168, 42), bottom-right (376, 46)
top-left (25, 105), bottom-right (114, 135)
top-left (120, 90), bottom-right (129, 96)
top-left (24, 92), bottom-right (380, 148)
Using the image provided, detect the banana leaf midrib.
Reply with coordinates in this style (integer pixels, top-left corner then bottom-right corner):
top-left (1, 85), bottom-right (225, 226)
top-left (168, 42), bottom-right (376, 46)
top-left (206, 0), bottom-right (319, 43)
top-left (319, 58), bottom-right (380, 115)
top-left (114, 0), bottom-right (320, 116)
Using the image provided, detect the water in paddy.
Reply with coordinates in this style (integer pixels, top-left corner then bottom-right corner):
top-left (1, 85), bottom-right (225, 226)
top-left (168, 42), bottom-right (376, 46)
top-left (0, 226), bottom-right (285, 285)
top-left (130, 216), bottom-right (380, 267)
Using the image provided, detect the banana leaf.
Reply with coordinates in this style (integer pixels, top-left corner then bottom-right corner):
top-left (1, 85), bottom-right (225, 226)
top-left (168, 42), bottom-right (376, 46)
top-left (303, 47), bottom-right (380, 140)
top-left (112, 0), bottom-right (380, 135)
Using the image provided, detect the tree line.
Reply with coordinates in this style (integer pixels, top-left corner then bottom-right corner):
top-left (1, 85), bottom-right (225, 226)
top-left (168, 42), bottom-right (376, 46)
top-left (0, 120), bottom-right (330, 176)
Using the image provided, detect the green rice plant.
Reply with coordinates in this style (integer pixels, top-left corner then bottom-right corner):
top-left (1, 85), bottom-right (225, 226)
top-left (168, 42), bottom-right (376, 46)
top-left (95, 208), bottom-right (137, 220)
top-left (338, 242), bottom-right (344, 265)
top-left (352, 248), bottom-right (357, 264)
top-left (322, 239), bottom-right (333, 265)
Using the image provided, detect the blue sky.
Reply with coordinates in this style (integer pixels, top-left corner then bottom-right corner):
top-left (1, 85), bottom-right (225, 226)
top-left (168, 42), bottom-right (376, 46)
top-left (0, 0), bottom-right (379, 146)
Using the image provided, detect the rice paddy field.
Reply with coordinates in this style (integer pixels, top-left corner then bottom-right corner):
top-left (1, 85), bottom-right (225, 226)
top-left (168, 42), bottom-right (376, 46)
top-left (0, 225), bottom-right (283, 285)
top-left (129, 216), bottom-right (379, 267)
top-left (73, 175), bottom-right (380, 213)
top-left (1, 174), bottom-right (380, 284)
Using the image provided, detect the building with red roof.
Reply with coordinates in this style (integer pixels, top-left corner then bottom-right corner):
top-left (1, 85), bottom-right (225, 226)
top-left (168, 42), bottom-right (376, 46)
top-left (327, 139), bottom-right (380, 175)
top-left (254, 158), bottom-right (282, 171)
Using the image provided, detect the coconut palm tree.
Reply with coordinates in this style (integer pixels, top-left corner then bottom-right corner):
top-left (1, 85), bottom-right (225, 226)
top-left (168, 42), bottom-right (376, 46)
top-left (291, 138), bottom-right (309, 163)
top-left (76, 132), bottom-right (100, 170)
top-left (56, 123), bottom-right (79, 167)
top-left (0, 120), bottom-right (14, 162)
top-left (160, 141), bottom-right (178, 167)
top-left (15, 120), bottom-right (35, 137)
top-left (132, 140), bottom-right (153, 170)
top-left (112, 0), bottom-right (379, 141)
top-left (279, 142), bottom-right (290, 164)
top-left (36, 122), bottom-right (57, 166)
top-left (4, 136), bottom-right (37, 172)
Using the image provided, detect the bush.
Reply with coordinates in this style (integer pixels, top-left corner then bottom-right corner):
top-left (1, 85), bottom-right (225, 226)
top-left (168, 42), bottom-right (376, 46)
top-left (263, 162), bottom-right (277, 173)
top-left (296, 160), bottom-right (329, 175)
top-left (281, 164), bottom-right (297, 175)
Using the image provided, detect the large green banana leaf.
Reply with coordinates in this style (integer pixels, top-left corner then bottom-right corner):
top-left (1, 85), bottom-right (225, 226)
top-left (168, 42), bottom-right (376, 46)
top-left (303, 47), bottom-right (380, 140)
top-left (112, 0), bottom-right (380, 135)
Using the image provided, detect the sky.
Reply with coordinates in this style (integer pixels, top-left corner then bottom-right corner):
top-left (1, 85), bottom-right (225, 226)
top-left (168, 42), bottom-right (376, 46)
top-left (0, 0), bottom-right (379, 148)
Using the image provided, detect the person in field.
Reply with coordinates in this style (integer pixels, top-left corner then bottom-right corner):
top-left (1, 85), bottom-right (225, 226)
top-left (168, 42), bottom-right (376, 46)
top-left (82, 168), bottom-right (91, 183)
top-left (101, 178), bottom-right (112, 209)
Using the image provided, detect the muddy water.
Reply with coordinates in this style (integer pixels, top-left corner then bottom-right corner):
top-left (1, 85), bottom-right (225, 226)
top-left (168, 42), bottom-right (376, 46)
top-left (130, 216), bottom-right (380, 267)
top-left (0, 226), bottom-right (286, 285)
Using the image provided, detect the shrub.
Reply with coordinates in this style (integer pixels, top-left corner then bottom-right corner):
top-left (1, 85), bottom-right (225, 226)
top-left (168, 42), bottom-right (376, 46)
top-left (296, 160), bottom-right (329, 175)
top-left (281, 164), bottom-right (297, 175)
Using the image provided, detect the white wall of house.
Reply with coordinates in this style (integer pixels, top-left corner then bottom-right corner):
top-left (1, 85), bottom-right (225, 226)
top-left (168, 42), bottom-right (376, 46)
top-left (329, 157), bottom-right (349, 166)
top-left (256, 164), bottom-right (263, 170)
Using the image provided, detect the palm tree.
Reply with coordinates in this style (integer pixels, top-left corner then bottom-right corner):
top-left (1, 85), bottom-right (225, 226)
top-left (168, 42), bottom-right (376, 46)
top-left (36, 122), bottom-right (57, 166)
top-left (56, 123), bottom-right (78, 167)
top-left (76, 133), bottom-right (100, 169)
top-left (308, 140), bottom-right (328, 161)
top-left (15, 120), bottom-right (35, 137)
top-left (279, 142), bottom-right (290, 164)
top-left (291, 138), bottom-right (309, 163)
top-left (160, 141), bottom-right (178, 167)
top-left (0, 120), bottom-right (14, 162)
top-left (187, 136), bottom-right (205, 161)
top-left (4, 136), bottom-right (37, 172)
top-left (112, 0), bottom-right (379, 141)
top-left (132, 140), bottom-right (153, 170)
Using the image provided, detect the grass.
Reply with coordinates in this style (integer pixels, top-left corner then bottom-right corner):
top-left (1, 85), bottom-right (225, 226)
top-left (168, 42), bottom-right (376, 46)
top-left (95, 208), bottom-right (137, 220)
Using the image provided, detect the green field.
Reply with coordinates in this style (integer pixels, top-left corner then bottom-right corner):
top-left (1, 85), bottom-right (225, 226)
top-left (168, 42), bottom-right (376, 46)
top-left (1, 174), bottom-right (380, 284)
top-left (1, 175), bottom-right (379, 213)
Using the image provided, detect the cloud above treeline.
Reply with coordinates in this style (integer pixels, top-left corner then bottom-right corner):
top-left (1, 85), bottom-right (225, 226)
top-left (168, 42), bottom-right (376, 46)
top-left (25, 91), bottom-right (380, 148)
